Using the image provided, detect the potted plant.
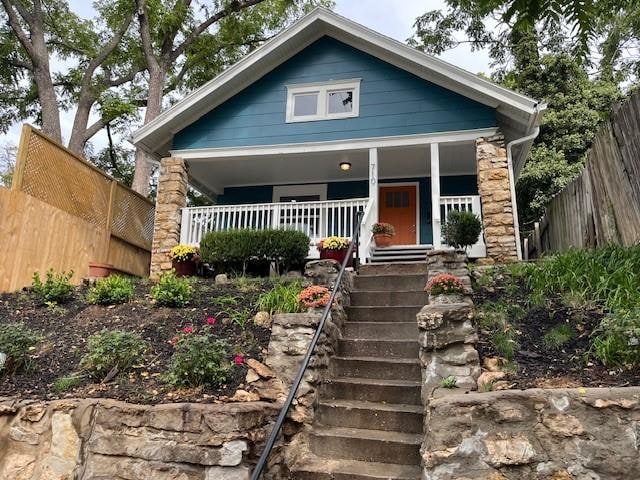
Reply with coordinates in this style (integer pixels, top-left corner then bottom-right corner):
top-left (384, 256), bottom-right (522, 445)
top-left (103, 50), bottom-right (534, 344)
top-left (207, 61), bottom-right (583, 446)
top-left (372, 222), bottom-right (395, 247)
top-left (169, 245), bottom-right (200, 277)
top-left (424, 273), bottom-right (466, 304)
top-left (318, 236), bottom-right (351, 265)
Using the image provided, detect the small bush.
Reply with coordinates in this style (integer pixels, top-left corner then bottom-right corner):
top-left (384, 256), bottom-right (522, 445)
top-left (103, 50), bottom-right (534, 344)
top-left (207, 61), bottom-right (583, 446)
top-left (257, 282), bottom-right (304, 314)
top-left (592, 310), bottom-right (640, 367)
top-left (543, 324), bottom-right (574, 350)
top-left (151, 271), bottom-right (193, 307)
top-left (32, 269), bottom-right (74, 304)
top-left (81, 330), bottom-right (147, 380)
top-left (200, 229), bottom-right (309, 273)
top-left (440, 376), bottom-right (457, 389)
top-left (0, 324), bottom-right (41, 374)
top-left (166, 335), bottom-right (231, 387)
top-left (87, 275), bottom-right (135, 305)
top-left (442, 210), bottom-right (482, 250)
top-left (53, 375), bottom-right (83, 393)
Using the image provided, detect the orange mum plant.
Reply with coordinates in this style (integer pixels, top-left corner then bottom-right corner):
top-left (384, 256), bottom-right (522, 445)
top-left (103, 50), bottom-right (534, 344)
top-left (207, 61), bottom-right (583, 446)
top-left (298, 285), bottom-right (331, 309)
top-left (424, 273), bottom-right (465, 296)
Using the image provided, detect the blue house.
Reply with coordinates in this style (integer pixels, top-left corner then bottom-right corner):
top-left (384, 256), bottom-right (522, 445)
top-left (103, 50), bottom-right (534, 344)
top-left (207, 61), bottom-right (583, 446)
top-left (133, 8), bottom-right (544, 274)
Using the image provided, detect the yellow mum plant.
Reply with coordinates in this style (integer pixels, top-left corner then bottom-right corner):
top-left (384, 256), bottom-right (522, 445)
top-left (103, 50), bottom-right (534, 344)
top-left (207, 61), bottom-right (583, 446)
top-left (169, 245), bottom-right (200, 262)
top-left (318, 236), bottom-right (350, 251)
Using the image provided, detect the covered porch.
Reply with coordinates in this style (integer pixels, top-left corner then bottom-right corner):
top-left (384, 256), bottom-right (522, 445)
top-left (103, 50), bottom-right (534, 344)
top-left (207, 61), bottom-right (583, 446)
top-left (175, 130), bottom-right (491, 261)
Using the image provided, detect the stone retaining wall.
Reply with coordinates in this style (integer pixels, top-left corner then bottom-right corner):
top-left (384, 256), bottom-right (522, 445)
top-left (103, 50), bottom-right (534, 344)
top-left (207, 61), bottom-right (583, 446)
top-left (0, 398), bottom-right (278, 480)
top-left (423, 387), bottom-right (640, 480)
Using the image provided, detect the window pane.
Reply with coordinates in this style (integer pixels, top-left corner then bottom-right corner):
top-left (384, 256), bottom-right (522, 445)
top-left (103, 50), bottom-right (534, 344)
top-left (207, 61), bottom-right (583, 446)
top-left (328, 90), bottom-right (353, 114)
top-left (293, 93), bottom-right (318, 116)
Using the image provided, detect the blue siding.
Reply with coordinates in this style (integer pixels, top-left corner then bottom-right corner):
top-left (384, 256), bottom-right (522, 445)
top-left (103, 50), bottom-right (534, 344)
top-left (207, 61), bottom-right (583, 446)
top-left (215, 175), bottom-right (477, 244)
top-left (174, 37), bottom-right (496, 149)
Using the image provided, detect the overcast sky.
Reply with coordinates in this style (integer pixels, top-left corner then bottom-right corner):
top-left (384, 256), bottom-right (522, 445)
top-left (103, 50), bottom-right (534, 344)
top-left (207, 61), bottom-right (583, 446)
top-left (0, 0), bottom-right (491, 150)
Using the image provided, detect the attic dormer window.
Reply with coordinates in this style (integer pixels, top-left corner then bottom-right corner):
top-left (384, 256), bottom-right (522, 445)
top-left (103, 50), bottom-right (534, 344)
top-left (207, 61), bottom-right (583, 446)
top-left (286, 79), bottom-right (361, 123)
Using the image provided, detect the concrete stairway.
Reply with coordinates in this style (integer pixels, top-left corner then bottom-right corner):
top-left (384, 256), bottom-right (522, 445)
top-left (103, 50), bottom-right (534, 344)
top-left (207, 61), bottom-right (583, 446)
top-left (369, 245), bottom-right (431, 263)
top-left (292, 262), bottom-right (427, 480)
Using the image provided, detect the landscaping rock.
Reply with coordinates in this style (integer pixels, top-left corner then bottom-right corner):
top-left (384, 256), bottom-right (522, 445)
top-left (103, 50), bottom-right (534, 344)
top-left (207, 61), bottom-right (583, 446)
top-left (253, 311), bottom-right (272, 328)
top-left (215, 273), bottom-right (229, 285)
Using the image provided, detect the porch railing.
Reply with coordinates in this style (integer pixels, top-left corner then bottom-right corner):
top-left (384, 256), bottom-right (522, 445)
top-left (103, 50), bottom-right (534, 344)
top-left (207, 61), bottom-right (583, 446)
top-left (439, 195), bottom-right (486, 257)
top-left (180, 197), bottom-right (369, 248)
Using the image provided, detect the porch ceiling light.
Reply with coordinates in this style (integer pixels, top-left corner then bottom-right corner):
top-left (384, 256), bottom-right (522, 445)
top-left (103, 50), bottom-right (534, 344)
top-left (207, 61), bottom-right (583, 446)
top-left (339, 161), bottom-right (352, 171)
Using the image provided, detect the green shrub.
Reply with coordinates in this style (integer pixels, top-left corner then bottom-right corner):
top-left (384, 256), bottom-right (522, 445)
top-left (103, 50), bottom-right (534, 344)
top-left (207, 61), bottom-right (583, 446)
top-left (53, 375), bottom-right (83, 393)
top-left (0, 324), bottom-right (41, 374)
top-left (442, 210), bottom-right (482, 250)
top-left (440, 376), bottom-right (457, 388)
top-left (87, 275), bottom-right (135, 305)
top-left (166, 335), bottom-right (231, 387)
top-left (543, 324), bottom-right (574, 350)
top-left (151, 271), bottom-right (193, 307)
top-left (200, 229), bottom-right (309, 273)
top-left (32, 269), bottom-right (74, 304)
top-left (592, 310), bottom-right (640, 367)
top-left (526, 246), bottom-right (640, 312)
top-left (81, 330), bottom-right (147, 379)
top-left (257, 281), bottom-right (304, 314)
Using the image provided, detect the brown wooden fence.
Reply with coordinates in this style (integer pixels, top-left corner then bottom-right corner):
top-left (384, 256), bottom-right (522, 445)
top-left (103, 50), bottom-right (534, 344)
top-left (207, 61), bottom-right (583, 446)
top-left (524, 91), bottom-right (640, 259)
top-left (0, 125), bottom-right (154, 292)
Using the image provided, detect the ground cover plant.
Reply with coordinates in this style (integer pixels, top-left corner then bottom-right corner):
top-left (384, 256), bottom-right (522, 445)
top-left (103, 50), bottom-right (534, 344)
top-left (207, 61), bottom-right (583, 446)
top-left (0, 276), bottom-right (276, 403)
top-left (87, 275), bottom-right (135, 305)
top-left (472, 245), bottom-right (640, 388)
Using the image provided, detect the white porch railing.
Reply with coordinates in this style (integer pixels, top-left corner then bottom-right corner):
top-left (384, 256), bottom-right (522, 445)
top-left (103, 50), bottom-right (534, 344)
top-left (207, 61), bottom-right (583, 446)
top-left (439, 195), bottom-right (486, 258)
top-left (180, 198), bottom-right (369, 256)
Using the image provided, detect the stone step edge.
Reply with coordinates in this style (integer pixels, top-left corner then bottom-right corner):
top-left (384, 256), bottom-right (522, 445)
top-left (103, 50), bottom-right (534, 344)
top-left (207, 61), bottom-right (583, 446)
top-left (311, 425), bottom-right (422, 444)
top-left (292, 454), bottom-right (422, 479)
top-left (333, 356), bottom-right (421, 365)
top-left (318, 398), bottom-right (423, 414)
top-left (325, 376), bottom-right (422, 388)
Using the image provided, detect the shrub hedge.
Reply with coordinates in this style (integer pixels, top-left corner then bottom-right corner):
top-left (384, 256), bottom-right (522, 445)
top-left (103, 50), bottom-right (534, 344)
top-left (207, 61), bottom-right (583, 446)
top-left (200, 229), bottom-right (309, 273)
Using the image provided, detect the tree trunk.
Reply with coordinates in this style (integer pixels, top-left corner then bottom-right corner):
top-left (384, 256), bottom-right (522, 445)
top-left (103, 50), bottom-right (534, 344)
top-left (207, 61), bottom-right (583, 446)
top-left (131, 67), bottom-right (166, 196)
top-left (67, 97), bottom-right (94, 154)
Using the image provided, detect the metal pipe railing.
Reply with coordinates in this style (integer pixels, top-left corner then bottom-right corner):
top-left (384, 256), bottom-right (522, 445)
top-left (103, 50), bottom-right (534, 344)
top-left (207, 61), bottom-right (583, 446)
top-left (250, 210), bottom-right (364, 479)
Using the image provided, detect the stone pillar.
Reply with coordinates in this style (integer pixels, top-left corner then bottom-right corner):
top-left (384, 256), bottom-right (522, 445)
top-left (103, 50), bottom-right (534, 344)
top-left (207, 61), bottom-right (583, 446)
top-left (476, 135), bottom-right (518, 263)
top-left (150, 157), bottom-right (188, 279)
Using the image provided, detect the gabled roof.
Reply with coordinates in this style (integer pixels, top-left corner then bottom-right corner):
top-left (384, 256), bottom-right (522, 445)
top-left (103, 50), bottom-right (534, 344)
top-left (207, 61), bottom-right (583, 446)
top-left (131, 7), bottom-right (544, 171)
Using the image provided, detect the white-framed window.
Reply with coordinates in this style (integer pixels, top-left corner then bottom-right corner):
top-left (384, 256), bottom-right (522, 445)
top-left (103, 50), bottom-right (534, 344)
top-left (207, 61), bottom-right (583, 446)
top-left (285, 79), bottom-right (361, 123)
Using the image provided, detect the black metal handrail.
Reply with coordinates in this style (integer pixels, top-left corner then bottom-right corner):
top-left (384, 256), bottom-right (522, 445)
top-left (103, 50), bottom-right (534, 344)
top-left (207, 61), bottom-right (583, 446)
top-left (250, 210), bottom-right (365, 479)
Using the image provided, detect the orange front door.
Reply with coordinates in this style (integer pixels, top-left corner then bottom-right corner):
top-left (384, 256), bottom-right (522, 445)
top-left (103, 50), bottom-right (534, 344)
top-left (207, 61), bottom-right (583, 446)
top-left (378, 185), bottom-right (417, 245)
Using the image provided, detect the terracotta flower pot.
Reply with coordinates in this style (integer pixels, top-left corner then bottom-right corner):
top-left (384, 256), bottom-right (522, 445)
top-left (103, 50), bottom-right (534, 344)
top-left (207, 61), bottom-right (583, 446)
top-left (374, 233), bottom-right (394, 247)
top-left (319, 249), bottom-right (352, 266)
top-left (88, 262), bottom-right (113, 278)
top-left (172, 259), bottom-right (197, 277)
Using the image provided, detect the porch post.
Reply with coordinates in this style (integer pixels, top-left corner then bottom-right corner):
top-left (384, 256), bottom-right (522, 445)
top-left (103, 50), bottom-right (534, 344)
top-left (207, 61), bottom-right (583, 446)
top-left (430, 143), bottom-right (441, 248)
top-left (368, 147), bottom-right (379, 224)
top-left (150, 157), bottom-right (188, 279)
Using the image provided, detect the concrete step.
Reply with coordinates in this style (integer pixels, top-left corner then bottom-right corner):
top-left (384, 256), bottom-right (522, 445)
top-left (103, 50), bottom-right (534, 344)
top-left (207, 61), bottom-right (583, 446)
top-left (346, 305), bottom-right (423, 323)
top-left (316, 399), bottom-right (423, 433)
top-left (343, 321), bottom-right (418, 340)
top-left (309, 426), bottom-right (422, 465)
top-left (331, 356), bottom-right (421, 381)
top-left (339, 338), bottom-right (419, 359)
top-left (292, 455), bottom-right (422, 480)
top-left (370, 254), bottom-right (426, 263)
top-left (350, 290), bottom-right (428, 307)
top-left (373, 248), bottom-right (430, 256)
top-left (322, 377), bottom-right (422, 405)
top-left (359, 262), bottom-right (428, 276)
top-left (353, 273), bottom-right (426, 291)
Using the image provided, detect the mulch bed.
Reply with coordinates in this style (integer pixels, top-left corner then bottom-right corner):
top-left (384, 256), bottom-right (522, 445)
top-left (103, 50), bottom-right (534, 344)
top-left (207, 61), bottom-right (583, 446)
top-left (473, 270), bottom-right (640, 389)
top-left (0, 279), bottom-right (273, 404)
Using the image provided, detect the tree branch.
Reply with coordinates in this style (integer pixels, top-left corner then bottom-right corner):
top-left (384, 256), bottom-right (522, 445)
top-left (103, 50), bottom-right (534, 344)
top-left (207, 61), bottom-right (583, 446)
top-left (1, 0), bottom-right (36, 57)
top-left (171, 0), bottom-right (267, 61)
top-left (87, 12), bottom-right (134, 74)
top-left (135, 0), bottom-right (160, 71)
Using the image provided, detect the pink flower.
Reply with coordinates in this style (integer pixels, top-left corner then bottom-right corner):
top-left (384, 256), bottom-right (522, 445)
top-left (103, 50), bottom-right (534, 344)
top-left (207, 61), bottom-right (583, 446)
top-left (168, 335), bottom-right (180, 346)
top-left (182, 325), bottom-right (194, 334)
top-left (233, 355), bottom-right (245, 365)
top-left (206, 316), bottom-right (217, 326)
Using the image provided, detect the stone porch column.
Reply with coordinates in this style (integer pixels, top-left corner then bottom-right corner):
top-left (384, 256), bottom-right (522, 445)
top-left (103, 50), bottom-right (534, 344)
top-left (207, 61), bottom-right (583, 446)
top-left (476, 135), bottom-right (518, 263)
top-left (150, 157), bottom-right (188, 279)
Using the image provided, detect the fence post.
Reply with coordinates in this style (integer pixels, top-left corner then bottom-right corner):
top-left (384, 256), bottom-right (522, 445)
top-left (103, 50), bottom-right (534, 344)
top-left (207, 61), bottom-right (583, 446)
top-left (533, 222), bottom-right (542, 257)
top-left (103, 181), bottom-right (117, 263)
top-left (180, 207), bottom-right (190, 244)
top-left (523, 238), bottom-right (529, 261)
top-left (11, 125), bottom-right (32, 192)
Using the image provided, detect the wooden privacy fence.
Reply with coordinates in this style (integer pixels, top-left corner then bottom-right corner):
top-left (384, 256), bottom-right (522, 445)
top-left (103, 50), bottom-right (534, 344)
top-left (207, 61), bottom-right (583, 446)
top-left (524, 91), bottom-right (640, 259)
top-left (0, 125), bottom-right (154, 292)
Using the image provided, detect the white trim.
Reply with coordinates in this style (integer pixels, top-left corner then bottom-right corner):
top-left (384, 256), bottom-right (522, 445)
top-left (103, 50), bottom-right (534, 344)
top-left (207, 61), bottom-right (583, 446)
top-left (285, 78), bottom-right (361, 122)
top-left (431, 143), bottom-right (441, 248)
top-left (378, 181), bottom-right (420, 245)
top-left (272, 183), bottom-right (327, 202)
top-left (131, 8), bottom-right (541, 156)
top-left (171, 128), bottom-right (498, 160)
